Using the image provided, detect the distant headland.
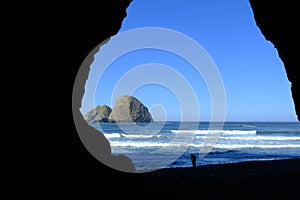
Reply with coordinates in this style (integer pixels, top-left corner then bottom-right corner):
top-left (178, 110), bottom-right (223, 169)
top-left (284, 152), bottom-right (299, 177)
top-left (84, 95), bottom-right (153, 123)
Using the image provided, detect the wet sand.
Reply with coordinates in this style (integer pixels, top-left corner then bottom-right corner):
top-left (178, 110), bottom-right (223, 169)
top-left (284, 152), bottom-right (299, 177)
top-left (141, 158), bottom-right (300, 199)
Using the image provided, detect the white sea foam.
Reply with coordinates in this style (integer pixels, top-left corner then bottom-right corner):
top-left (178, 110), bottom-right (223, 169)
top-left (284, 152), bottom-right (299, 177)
top-left (241, 124), bottom-right (256, 128)
top-left (105, 131), bottom-right (300, 141)
top-left (110, 141), bottom-right (300, 149)
top-left (104, 133), bottom-right (122, 139)
top-left (193, 135), bottom-right (300, 141)
top-left (104, 133), bottom-right (163, 139)
top-left (219, 136), bottom-right (300, 141)
top-left (212, 144), bottom-right (300, 149)
top-left (110, 141), bottom-right (176, 148)
top-left (171, 129), bottom-right (257, 135)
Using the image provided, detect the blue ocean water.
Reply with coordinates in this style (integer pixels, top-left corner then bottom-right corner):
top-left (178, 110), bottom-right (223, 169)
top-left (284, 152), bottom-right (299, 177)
top-left (88, 122), bottom-right (300, 172)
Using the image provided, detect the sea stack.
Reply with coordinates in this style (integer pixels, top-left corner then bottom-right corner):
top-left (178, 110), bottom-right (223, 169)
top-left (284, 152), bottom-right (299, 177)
top-left (108, 95), bottom-right (153, 123)
top-left (84, 105), bottom-right (112, 123)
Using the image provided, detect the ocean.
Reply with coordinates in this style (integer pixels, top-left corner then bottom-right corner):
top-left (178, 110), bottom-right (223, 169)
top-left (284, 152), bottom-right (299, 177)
top-left (88, 121), bottom-right (300, 172)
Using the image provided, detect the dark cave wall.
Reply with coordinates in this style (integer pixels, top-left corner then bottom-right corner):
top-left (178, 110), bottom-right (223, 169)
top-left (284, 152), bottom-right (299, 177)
top-left (2, 0), bottom-right (143, 199)
top-left (249, 0), bottom-right (299, 121)
top-left (67, 0), bottom-right (145, 196)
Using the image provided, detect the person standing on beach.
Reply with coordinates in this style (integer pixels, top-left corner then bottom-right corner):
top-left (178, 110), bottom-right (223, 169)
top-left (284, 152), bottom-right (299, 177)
top-left (191, 154), bottom-right (197, 168)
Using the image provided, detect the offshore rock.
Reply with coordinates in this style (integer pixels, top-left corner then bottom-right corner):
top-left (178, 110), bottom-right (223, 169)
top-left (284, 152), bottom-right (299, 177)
top-left (84, 105), bottom-right (112, 123)
top-left (109, 95), bottom-right (153, 123)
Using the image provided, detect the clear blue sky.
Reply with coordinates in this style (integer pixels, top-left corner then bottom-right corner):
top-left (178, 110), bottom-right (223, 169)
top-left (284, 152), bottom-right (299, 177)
top-left (81, 0), bottom-right (297, 122)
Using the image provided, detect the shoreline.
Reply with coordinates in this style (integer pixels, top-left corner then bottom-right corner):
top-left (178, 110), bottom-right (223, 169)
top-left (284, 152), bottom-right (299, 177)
top-left (136, 157), bottom-right (299, 173)
top-left (141, 158), bottom-right (300, 199)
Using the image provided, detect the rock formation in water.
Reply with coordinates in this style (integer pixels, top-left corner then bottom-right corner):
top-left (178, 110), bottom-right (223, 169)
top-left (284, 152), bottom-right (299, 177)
top-left (108, 95), bottom-right (153, 123)
top-left (84, 105), bottom-right (112, 123)
top-left (84, 96), bottom-right (153, 123)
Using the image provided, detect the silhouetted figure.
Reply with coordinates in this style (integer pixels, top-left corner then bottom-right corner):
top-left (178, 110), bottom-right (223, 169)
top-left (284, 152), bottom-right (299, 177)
top-left (191, 154), bottom-right (197, 169)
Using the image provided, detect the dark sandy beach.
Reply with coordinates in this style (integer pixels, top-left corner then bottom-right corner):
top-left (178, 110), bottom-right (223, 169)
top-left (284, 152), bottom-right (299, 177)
top-left (141, 158), bottom-right (300, 200)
